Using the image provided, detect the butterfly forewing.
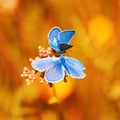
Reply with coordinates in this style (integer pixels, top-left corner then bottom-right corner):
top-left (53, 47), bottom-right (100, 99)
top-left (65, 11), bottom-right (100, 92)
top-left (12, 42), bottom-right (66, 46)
top-left (31, 57), bottom-right (59, 72)
top-left (59, 30), bottom-right (75, 44)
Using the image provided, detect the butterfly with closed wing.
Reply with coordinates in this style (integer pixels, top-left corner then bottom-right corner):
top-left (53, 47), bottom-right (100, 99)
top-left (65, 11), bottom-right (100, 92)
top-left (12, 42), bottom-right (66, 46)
top-left (31, 27), bottom-right (86, 83)
top-left (48, 27), bottom-right (75, 54)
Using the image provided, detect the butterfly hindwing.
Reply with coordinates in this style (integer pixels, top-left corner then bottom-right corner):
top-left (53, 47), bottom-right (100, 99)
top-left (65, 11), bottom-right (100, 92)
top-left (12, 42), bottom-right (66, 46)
top-left (64, 57), bottom-right (85, 70)
top-left (61, 56), bottom-right (86, 78)
top-left (45, 62), bottom-right (65, 83)
top-left (48, 27), bottom-right (61, 51)
top-left (48, 27), bottom-right (61, 41)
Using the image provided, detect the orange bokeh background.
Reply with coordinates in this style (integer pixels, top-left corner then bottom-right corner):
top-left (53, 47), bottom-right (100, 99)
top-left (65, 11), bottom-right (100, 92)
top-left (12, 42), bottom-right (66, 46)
top-left (0, 0), bottom-right (120, 120)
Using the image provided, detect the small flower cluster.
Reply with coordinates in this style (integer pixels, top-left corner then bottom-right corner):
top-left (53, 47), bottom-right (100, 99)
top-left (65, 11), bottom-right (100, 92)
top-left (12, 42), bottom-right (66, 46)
top-left (38, 46), bottom-right (53, 58)
top-left (21, 46), bottom-right (55, 86)
top-left (21, 67), bottom-right (36, 85)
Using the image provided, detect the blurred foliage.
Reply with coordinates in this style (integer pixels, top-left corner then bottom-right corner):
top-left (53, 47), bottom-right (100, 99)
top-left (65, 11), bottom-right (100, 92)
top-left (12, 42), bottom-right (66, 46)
top-left (0, 0), bottom-right (120, 120)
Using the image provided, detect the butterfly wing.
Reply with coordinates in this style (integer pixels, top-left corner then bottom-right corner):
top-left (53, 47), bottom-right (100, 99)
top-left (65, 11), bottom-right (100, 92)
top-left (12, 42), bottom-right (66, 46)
top-left (45, 62), bottom-right (65, 83)
top-left (65, 57), bottom-right (85, 70)
top-left (31, 57), bottom-right (59, 72)
top-left (61, 56), bottom-right (86, 78)
top-left (48, 27), bottom-right (61, 51)
top-left (59, 30), bottom-right (75, 44)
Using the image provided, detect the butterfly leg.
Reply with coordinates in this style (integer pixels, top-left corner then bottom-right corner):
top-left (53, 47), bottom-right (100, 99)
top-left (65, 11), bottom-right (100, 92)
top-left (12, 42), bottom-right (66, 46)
top-left (39, 72), bottom-right (45, 83)
top-left (48, 82), bottom-right (53, 87)
top-left (51, 49), bottom-right (61, 57)
top-left (64, 77), bottom-right (67, 83)
top-left (64, 74), bottom-right (68, 83)
top-left (39, 72), bottom-right (53, 87)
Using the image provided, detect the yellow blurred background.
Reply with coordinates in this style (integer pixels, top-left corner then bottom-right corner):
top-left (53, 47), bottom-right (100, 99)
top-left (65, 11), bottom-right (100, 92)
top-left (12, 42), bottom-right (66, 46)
top-left (0, 0), bottom-right (120, 120)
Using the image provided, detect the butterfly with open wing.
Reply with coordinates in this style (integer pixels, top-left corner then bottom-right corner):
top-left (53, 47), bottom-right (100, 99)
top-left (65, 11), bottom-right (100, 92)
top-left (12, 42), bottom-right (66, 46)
top-left (31, 55), bottom-right (86, 83)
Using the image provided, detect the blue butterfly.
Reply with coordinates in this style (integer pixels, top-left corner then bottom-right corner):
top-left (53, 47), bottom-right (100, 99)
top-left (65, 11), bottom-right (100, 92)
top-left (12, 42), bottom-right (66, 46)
top-left (48, 27), bottom-right (75, 54)
top-left (31, 55), bottom-right (86, 83)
